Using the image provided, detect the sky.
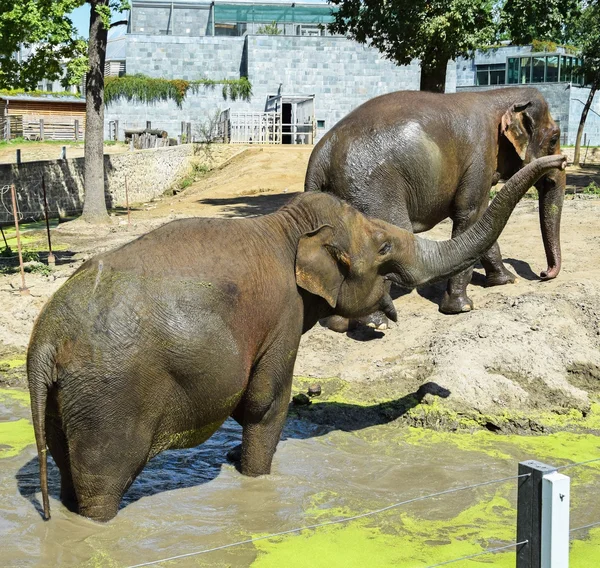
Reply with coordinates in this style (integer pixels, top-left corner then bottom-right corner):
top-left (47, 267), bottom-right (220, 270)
top-left (69, 4), bottom-right (129, 39)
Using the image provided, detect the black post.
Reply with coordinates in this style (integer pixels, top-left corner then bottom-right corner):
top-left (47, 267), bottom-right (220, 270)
top-left (41, 175), bottom-right (55, 266)
top-left (517, 460), bottom-right (557, 568)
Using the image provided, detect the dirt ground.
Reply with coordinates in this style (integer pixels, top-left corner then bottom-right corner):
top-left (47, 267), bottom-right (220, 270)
top-left (0, 140), bottom-right (129, 164)
top-left (1, 146), bottom-right (600, 430)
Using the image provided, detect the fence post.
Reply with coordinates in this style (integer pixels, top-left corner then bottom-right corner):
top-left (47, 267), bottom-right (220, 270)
top-left (39, 119), bottom-right (44, 141)
top-left (541, 471), bottom-right (570, 567)
top-left (16, 149), bottom-right (21, 165)
top-left (41, 174), bottom-right (55, 266)
top-left (9, 184), bottom-right (28, 295)
top-left (74, 119), bottom-right (79, 141)
top-left (60, 146), bottom-right (67, 160)
top-left (517, 460), bottom-right (558, 568)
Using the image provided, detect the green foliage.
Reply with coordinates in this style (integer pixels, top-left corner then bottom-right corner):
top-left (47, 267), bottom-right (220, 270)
top-left (257, 21), bottom-right (282, 35)
top-left (105, 75), bottom-right (252, 108)
top-left (0, 88), bottom-right (82, 99)
top-left (501, 0), bottom-right (582, 46)
top-left (574, 2), bottom-right (600, 88)
top-left (582, 181), bottom-right (600, 195)
top-left (531, 39), bottom-right (558, 53)
top-left (329, 0), bottom-right (497, 78)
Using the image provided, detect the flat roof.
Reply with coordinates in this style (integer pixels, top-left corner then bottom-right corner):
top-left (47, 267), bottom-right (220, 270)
top-left (0, 95), bottom-right (84, 104)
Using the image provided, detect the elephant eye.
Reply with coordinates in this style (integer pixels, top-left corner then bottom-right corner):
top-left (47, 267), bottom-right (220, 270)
top-left (378, 242), bottom-right (392, 255)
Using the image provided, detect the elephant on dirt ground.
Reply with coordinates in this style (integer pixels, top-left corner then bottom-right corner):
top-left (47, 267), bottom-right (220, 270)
top-left (28, 155), bottom-right (565, 522)
top-left (305, 87), bottom-right (566, 326)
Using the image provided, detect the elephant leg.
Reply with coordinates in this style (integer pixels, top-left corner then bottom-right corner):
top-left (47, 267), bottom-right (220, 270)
top-left (480, 242), bottom-right (517, 286)
top-left (440, 209), bottom-right (480, 314)
top-left (239, 346), bottom-right (296, 476)
top-left (68, 423), bottom-right (151, 522)
top-left (226, 402), bottom-right (246, 463)
top-left (45, 388), bottom-right (79, 513)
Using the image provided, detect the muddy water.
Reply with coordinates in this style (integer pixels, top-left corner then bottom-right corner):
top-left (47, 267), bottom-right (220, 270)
top-left (1, 387), bottom-right (599, 568)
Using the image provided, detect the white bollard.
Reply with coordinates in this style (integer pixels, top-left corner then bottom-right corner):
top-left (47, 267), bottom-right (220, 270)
top-left (541, 471), bottom-right (570, 568)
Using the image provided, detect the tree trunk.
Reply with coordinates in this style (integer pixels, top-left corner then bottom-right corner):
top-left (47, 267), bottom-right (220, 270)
top-left (573, 83), bottom-right (598, 167)
top-left (419, 58), bottom-right (448, 93)
top-left (81, 1), bottom-right (110, 224)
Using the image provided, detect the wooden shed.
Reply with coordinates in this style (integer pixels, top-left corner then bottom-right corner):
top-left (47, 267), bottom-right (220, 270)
top-left (0, 95), bottom-right (86, 141)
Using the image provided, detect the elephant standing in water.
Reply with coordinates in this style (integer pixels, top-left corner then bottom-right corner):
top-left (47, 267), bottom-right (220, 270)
top-left (28, 155), bottom-right (564, 522)
top-left (305, 87), bottom-right (566, 325)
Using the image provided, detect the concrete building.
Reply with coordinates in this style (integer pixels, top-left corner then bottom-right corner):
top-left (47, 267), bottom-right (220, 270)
top-left (105, 0), bottom-right (600, 146)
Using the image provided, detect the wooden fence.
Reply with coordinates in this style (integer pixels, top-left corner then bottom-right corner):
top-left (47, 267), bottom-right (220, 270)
top-left (1, 115), bottom-right (84, 141)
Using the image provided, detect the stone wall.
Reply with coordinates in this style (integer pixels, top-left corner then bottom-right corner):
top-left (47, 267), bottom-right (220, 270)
top-left (105, 34), bottom-right (421, 142)
top-left (0, 144), bottom-right (242, 224)
top-left (562, 146), bottom-right (600, 165)
top-left (568, 86), bottom-right (600, 148)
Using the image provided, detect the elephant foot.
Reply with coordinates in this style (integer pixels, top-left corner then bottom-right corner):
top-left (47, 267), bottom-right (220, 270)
top-left (319, 315), bottom-right (357, 333)
top-left (226, 443), bottom-right (242, 464)
top-left (358, 311), bottom-right (389, 331)
top-left (485, 268), bottom-right (517, 287)
top-left (440, 292), bottom-right (474, 315)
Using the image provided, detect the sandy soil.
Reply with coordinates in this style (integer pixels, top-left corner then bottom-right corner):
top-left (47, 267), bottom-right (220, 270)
top-left (1, 146), bottom-right (599, 428)
top-left (0, 141), bottom-right (129, 164)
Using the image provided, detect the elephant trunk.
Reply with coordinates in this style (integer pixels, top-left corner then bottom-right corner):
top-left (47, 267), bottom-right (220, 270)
top-left (389, 155), bottom-right (567, 288)
top-left (537, 167), bottom-right (565, 280)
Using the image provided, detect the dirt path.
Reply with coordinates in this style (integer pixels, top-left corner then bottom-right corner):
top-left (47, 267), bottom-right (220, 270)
top-left (1, 146), bottom-right (600, 429)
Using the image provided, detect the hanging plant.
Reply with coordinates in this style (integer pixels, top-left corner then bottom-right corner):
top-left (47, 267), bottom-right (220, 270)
top-left (105, 74), bottom-right (252, 108)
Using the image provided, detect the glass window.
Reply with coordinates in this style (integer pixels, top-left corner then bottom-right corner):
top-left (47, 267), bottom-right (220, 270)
top-left (507, 57), bottom-right (519, 84)
top-left (546, 56), bottom-right (559, 82)
top-left (475, 64), bottom-right (505, 86)
top-left (532, 56), bottom-right (545, 82)
top-left (476, 69), bottom-right (489, 86)
top-left (560, 56), bottom-right (572, 82)
top-left (520, 57), bottom-right (531, 83)
top-left (489, 64), bottom-right (505, 85)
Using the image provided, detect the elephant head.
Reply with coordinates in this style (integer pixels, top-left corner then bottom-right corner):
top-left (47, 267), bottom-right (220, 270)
top-left (499, 93), bottom-right (566, 280)
top-left (296, 155), bottom-right (567, 318)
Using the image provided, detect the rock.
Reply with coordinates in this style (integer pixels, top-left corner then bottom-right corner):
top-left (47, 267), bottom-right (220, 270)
top-left (307, 384), bottom-right (322, 397)
top-left (292, 393), bottom-right (311, 406)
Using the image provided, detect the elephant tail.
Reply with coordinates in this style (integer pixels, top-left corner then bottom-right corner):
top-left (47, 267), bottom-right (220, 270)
top-left (27, 343), bottom-right (54, 520)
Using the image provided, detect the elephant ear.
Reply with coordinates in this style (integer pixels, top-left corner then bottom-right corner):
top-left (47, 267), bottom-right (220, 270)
top-left (295, 225), bottom-right (350, 308)
top-left (501, 101), bottom-right (533, 161)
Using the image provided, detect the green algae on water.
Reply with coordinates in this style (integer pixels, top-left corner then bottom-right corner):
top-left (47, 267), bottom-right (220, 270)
top-left (0, 387), bottom-right (30, 406)
top-left (0, 418), bottom-right (34, 458)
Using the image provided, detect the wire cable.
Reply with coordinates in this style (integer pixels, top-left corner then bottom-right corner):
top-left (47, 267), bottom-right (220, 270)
top-left (424, 540), bottom-right (528, 568)
top-left (556, 457), bottom-right (600, 471)
top-left (570, 521), bottom-right (600, 533)
top-left (125, 473), bottom-right (530, 568)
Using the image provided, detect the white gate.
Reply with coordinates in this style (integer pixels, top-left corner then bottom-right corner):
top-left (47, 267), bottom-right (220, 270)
top-left (225, 111), bottom-right (282, 144)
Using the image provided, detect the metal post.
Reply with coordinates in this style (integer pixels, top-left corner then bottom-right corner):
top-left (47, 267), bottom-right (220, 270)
top-left (124, 175), bottom-right (131, 227)
top-left (16, 149), bottom-right (21, 165)
top-left (60, 146), bottom-right (67, 160)
top-left (541, 471), bottom-right (570, 568)
top-left (41, 175), bottom-right (55, 266)
top-left (517, 460), bottom-right (557, 568)
top-left (9, 184), bottom-right (28, 295)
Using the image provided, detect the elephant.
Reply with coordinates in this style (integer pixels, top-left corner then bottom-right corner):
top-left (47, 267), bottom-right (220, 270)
top-left (27, 154), bottom-right (565, 522)
top-left (305, 87), bottom-right (566, 324)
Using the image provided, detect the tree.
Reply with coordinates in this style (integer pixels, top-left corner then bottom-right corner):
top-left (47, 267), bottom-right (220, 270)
top-left (0, 1), bottom-right (86, 90)
top-left (501, 0), bottom-right (581, 46)
top-left (571, 2), bottom-right (600, 166)
top-left (0, 1), bottom-right (129, 224)
top-left (328, 0), bottom-right (497, 93)
top-left (81, 1), bottom-right (129, 224)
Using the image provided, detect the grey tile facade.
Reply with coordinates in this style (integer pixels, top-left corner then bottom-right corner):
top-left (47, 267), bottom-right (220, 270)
top-left (105, 31), bottom-right (598, 147)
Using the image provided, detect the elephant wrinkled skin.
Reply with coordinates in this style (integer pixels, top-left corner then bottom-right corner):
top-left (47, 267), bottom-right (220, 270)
top-left (305, 87), bottom-right (566, 320)
top-left (27, 154), bottom-right (565, 522)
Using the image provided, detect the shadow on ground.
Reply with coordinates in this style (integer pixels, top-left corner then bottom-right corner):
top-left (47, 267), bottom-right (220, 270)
top-left (16, 382), bottom-right (449, 518)
top-left (197, 192), bottom-right (300, 217)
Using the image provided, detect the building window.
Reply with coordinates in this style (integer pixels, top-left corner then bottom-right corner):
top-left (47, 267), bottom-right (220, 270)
top-left (546, 56), bottom-right (559, 82)
top-left (317, 120), bottom-right (325, 128)
top-left (476, 64), bottom-right (506, 86)
top-left (508, 54), bottom-right (583, 85)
